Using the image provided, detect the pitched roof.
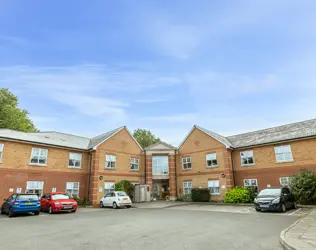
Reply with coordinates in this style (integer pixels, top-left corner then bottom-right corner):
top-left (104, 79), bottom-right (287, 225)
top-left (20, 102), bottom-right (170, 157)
top-left (196, 126), bottom-right (234, 148)
top-left (0, 126), bottom-right (143, 151)
top-left (145, 141), bottom-right (176, 150)
top-left (227, 118), bottom-right (316, 148)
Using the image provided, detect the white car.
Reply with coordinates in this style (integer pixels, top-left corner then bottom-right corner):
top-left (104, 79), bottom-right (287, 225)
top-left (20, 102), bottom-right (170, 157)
top-left (100, 191), bottom-right (132, 209)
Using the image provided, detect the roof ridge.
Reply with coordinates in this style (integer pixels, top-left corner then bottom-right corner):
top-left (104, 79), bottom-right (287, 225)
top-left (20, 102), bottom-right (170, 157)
top-left (90, 126), bottom-right (125, 139)
top-left (227, 118), bottom-right (316, 138)
top-left (34, 131), bottom-right (91, 139)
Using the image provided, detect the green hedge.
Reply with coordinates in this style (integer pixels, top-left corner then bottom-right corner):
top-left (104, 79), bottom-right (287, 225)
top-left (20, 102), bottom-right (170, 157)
top-left (191, 188), bottom-right (210, 202)
top-left (115, 180), bottom-right (134, 199)
top-left (181, 193), bottom-right (192, 202)
top-left (224, 187), bottom-right (251, 203)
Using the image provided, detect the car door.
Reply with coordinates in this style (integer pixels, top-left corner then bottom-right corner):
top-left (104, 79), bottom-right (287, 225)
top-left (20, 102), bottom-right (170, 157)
top-left (40, 194), bottom-right (47, 210)
top-left (282, 188), bottom-right (291, 208)
top-left (3, 195), bottom-right (16, 213)
top-left (104, 193), bottom-right (111, 206)
top-left (1, 195), bottom-right (12, 213)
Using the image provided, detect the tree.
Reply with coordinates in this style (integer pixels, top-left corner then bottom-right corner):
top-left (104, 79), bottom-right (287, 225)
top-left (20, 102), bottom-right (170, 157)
top-left (290, 169), bottom-right (316, 205)
top-left (0, 88), bottom-right (38, 132)
top-left (115, 180), bottom-right (134, 199)
top-left (133, 129), bottom-right (160, 149)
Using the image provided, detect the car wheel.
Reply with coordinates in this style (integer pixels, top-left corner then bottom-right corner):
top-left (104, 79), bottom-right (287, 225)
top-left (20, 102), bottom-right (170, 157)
top-left (112, 202), bottom-right (118, 209)
top-left (34, 211), bottom-right (40, 216)
top-left (8, 208), bottom-right (15, 218)
top-left (281, 203), bottom-right (287, 213)
top-left (255, 208), bottom-right (261, 212)
top-left (100, 201), bottom-right (104, 208)
top-left (1, 206), bottom-right (5, 214)
top-left (126, 205), bottom-right (131, 209)
top-left (71, 209), bottom-right (77, 213)
top-left (48, 206), bottom-right (53, 214)
top-left (293, 201), bottom-right (298, 209)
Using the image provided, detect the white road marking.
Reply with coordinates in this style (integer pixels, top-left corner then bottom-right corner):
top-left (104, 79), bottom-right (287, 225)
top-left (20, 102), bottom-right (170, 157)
top-left (288, 208), bottom-right (301, 216)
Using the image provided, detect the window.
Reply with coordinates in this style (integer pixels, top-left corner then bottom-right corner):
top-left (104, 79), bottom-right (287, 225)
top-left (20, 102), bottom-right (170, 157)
top-left (243, 179), bottom-right (258, 187)
top-left (66, 182), bottom-right (79, 197)
top-left (152, 156), bottom-right (169, 175)
top-left (105, 155), bottom-right (116, 169)
top-left (208, 180), bottom-right (220, 195)
top-left (30, 148), bottom-right (48, 165)
top-left (275, 145), bottom-right (293, 162)
top-left (130, 158), bottom-right (139, 171)
top-left (280, 177), bottom-right (290, 186)
top-left (206, 153), bottom-right (217, 168)
top-left (104, 182), bottom-right (115, 195)
top-left (182, 157), bottom-right (192, 170)
top-left (183, 182), bottom-right (192, 194)
top-left (0, 143), bottom-right (3, 161)
top-left (240, 150), bottom-right (255, 166)
top-left (26, 181), bottom-right (44, 196)
top-left (68, 153), bottom-right (82, 168)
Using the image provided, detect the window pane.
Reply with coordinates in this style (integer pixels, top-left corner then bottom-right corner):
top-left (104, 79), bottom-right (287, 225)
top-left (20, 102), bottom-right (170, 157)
top-left (284, 152), bottom-right (293, 161)
top-left (244, 179), bottom-right (250, 186)
top-left (183, 158), bottom-right (186, 163)
top-left (40, 149), bottom-right (48, 157)
top-left (31, 157), bottom-right (39, 163)
top-left (0, 144), bottom-right (3, 151)
top-left (106, 162), bottom-right (111, 168)
top-left (275, 147), bottom-right (282, 154)
top-left (283, 145), bottom-right (291, 153)
top-left (276, 154), bottom-right (284, 162)
top-left (39, 158), bottom-right (46, 164)
top-left (251, 180), bottom-right (257, 186)
top-left (248, 157), bottom-right (254, 164)
top-left (32, 148), bottom-right (40, 156)
top-left (111, 162), bottom-right (116, 168)
top-left (112, 155), bottom-right (116, 162)
top-left (73, 182), bottom-right (79, 189)
top-left (75, 161), bottom-right (81, 167)
top-left (75, 154), bottom-right (81, 161)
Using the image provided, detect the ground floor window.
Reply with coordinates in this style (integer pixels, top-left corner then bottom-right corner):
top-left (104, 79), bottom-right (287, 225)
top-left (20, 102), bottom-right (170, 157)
top-left (279, 177), bottom-right (290, 186)
top-left (244, 179), bottom-right (258, 192)
top-left (183, 181), bottom-right (192, 194)
top-left (66, 182), bottom-right (80, 197)
top-left (104, 182), bottom-right (115, 195)
top-left (208, 180), bottom-right (220, 195)
top-left (26, 181), bottom-right (44, 196)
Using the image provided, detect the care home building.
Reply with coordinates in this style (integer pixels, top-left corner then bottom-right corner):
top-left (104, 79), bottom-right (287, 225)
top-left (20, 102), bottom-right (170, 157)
top-left (1, 119), bottom-right (316, 205)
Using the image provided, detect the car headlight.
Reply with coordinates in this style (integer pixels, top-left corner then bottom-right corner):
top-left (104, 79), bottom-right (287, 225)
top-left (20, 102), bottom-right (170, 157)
top-left (254, 198), bottom-right (258, 203)
top-left (54, 202), bottom-right (62, 206)
top-left (272, 197), bottom-right (280, 204)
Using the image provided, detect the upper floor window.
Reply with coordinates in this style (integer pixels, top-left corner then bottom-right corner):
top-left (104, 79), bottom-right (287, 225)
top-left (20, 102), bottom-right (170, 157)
top-left (66, 182), bottom-right (79, 197)
top-left (275, 145), bottom-right (293, 162)
top-left (152, 156), bottom-right (169, 175)
top-left (68, 153), bottom-right (82, 168)
top-left (105, 155), bottom-right (116, 169)
top-left (0, 143), bottom-right (3, 161)
top-left (183, 181), bottom-right (192, 194)
top-left (206, 153), bottom-right (217, 168)
top-left (182, 157), bottom-right (192, 170)
top-left (130, 158), bottom-right (139, 171)
top-left (30, 148), bottom-right (48, 165)
top-left (208, 180), bottom-right (220, 195)
top-left (240, 150), bottom-right (255, 166)
top-left (280, 177), bottom-right (290, 186)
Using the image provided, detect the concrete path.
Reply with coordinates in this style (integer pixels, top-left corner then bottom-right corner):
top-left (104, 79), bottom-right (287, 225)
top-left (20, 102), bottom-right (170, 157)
top-left (280, 209), bottom-right (316, 250)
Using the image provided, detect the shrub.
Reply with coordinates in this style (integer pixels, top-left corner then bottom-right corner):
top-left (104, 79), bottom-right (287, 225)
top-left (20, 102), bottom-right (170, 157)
top-left (82, 196), bottom-right (91, 207)
top-left (290, 169), bottom-right (316, 205)
top-left (115, 180), bottom-right (134, 199)
top-left (224, 187), bottom-right (251, 203)
top-left (182, 193), bottom-right (192, 202)
top-left (191, 188), bottom-right (210, 202)
top-left (246, 186), bottom-right (258, 202)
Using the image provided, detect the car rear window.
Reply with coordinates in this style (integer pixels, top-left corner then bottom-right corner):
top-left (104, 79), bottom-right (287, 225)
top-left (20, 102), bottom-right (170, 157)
top-left (17, 195), bottom-right (39, 200)
top-left (52, 194), bottom-right (70, 200)
top-left (117, 192), bottom-right (128, 197)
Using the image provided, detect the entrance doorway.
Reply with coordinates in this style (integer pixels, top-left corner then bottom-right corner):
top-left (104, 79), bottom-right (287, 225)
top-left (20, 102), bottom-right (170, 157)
top-left (153, 180), bottom-right (169, 200)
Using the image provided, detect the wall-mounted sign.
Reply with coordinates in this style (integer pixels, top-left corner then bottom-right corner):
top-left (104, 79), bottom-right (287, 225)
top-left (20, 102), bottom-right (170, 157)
top-left (267, 184), bottom-right (271, 187)
top-left (52, 188), bottom-right (57, 192)
top-left (221, 185), bottom-right (226, 189)
top-left (99, 176), bottom-right (104, 180)
top-left (16, 188), bottom-right (22, 193)
top-left (9, 188), bottom-right (14, 193)
top-left (99, 187), bottom-right (103, 193)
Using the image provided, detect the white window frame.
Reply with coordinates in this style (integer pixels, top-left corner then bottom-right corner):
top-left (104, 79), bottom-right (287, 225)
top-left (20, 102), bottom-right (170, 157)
top-left (104, 182), bottom-right (115, 195)
top-left (130, 158), bottom-right (139, 171)
top-left (152, 156), bottom-right (169, 175)
top-left (183, 181), bottom-right (192, 194)
top-left (105, 155), bottom-right (116, 169)
top-left (30, 148), bottom-right (48, 166)
top-left (274, 145), bottom-right (293, 163)
top-left (68, 153), bottom-right (82, 169)
top-left (66, 182), bottom-right (80, 197)
top-left (182, 157), bottom-right (192, 170)
top-left (206, 153), bottom-right (218, 168)
top-left (0, 143), bottom-right (3, 162)
top-left (243, 179), bottom-right (258, 187)
top-left (26, 181), bottom-right (44, 196)
top-left (240, 150), bottom-right (255, 166)
top-left (208, 180), bottom-right (220, 195)
top-left (280, 177), bottom-right (290, 186)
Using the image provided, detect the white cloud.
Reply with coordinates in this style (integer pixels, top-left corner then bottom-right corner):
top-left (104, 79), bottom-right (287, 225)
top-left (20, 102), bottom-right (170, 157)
top-left (143, 113), bottom-right (198, 123)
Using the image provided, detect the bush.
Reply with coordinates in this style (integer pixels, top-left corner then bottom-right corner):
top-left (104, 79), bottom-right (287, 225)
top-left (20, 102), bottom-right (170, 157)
top-left (82, 196), bottom-right (91, 207)
top-left (290, 169), bottom-right (316, 205)
top-left (224, 187), bottom-right (251, 203)
top-left (115, 180), bottom-right (134, 199)
top-left (182, 193), bottom-right (192, 202)
top-left (246, 186), bottom-right (258, 202)
top-left (191, 188), bottom-right (210, 202)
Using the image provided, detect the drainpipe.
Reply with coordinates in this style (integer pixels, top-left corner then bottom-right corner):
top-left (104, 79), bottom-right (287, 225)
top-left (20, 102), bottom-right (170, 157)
top-left (144, 150), bottom-right (147, 184)
top-left (88, 152), bottom-right (92, 202)
top-left (175, 149), bottom-right (178, 200)
top-left (230, 149), bottom-right (236, 188)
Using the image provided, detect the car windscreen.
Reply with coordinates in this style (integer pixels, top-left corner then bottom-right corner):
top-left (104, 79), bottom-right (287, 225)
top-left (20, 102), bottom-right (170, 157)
top-left (52, 194), bottom-right (70, 200)
top-left (117, 192), bottom-right (128, 197)
top-left (258, 189), bottom-right (281, 197)
top-left (17, 195), bottom-right (39, 200)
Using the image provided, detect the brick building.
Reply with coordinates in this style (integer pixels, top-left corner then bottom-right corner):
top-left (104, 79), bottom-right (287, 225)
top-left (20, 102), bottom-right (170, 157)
top-left (1, 119), bottom-right (316, 205)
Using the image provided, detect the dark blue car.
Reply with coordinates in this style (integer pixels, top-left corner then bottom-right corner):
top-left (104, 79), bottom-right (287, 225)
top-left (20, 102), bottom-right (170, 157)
top-left (1, 193), bottom-right (41, 217)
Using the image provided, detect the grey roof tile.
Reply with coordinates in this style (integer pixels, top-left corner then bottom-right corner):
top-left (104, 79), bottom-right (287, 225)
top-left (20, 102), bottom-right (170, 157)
top-left (88, 127), bottom-right (124, 149)
top-left (196, 126), bottom-right (234, 148)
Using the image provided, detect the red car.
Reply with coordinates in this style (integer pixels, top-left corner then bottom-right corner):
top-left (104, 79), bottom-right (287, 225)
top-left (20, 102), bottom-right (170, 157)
top-left (40, 192), bottom-right (77, 214)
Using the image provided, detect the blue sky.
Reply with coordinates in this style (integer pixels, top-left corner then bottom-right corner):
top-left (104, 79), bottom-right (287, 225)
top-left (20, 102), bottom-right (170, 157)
top-left (1, 1), bottom-right (316, 145)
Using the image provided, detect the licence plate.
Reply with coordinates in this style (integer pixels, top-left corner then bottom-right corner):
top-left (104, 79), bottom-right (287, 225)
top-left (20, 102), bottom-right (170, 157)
top-left (64, 206), bottom-right (72, 209)
top-left (123, 198), bottom-right (128, 200)
top-left (25, 202), bottom-right (34, 205)
top-left (260, 204), bottom-right (269, 208)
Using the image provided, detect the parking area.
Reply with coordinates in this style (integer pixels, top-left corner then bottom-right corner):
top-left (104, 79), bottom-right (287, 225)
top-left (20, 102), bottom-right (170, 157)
top-left (0, 204), bottom-right (307, 250)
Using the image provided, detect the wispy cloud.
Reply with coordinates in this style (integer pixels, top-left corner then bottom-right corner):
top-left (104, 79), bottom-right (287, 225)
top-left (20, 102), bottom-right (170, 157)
top-left (143, 113), bottom-right (198, 123)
